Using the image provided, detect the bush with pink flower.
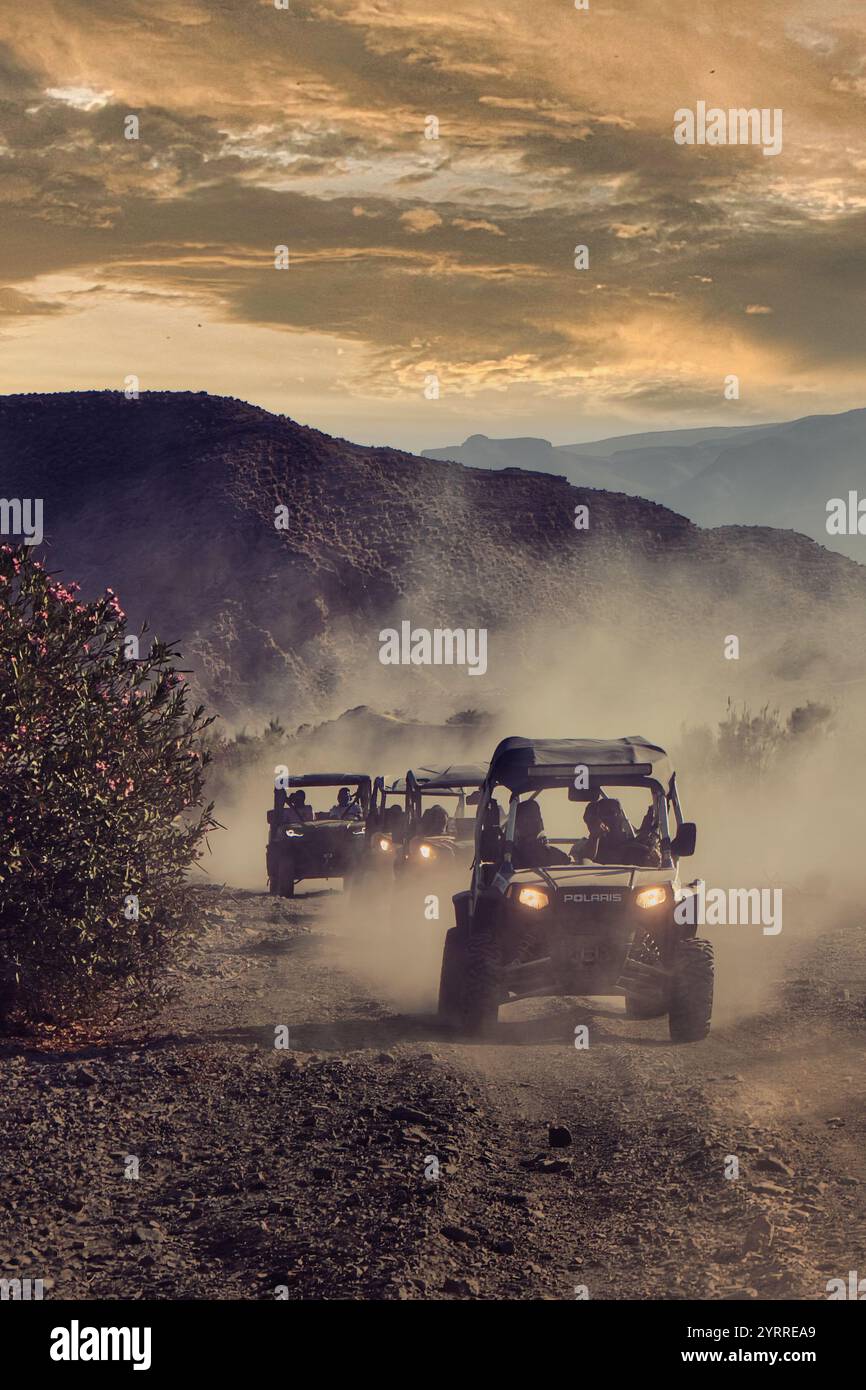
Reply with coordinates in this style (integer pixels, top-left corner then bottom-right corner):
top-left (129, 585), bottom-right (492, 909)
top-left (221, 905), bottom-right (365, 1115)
top-left (0, 545), bottom-right (217, 1024)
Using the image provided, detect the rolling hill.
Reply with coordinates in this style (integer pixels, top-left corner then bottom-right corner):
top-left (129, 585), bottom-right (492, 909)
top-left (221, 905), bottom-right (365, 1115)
top-left (2, 391), bottom-right (865, 720)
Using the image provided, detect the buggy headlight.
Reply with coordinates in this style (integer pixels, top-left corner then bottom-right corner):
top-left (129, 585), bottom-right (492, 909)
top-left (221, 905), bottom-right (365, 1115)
top-left (376, 835), bottom-right (393, 852)
top-left (635, 886), bottom-right (667, 910)
top-left (517, 886), bottom-right (549, 911)
top-left (418, 842), bottom-right (436, 861)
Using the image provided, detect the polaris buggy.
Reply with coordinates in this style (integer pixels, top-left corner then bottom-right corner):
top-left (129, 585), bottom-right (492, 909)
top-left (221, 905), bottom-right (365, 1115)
top-left (394, 764), bottom-right (487, 882)
top-left (437, 736), bottom-right (712, 1042)
top-left (266, 773), bottom-right (371, 898)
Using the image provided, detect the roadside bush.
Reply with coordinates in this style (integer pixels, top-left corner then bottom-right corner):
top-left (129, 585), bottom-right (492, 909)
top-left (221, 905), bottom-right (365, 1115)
top-left (0, 545), bottom-right (217, 1024)
top-left (678, 698), bottom-right (835, 778)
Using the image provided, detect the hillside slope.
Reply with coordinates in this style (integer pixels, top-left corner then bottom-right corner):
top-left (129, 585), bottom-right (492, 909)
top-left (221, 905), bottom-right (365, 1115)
top-left (1, 391), bottom-right (864, 718)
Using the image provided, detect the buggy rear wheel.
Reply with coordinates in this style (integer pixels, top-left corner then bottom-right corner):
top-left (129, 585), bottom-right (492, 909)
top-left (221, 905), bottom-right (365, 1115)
top-left (624, 993), bottom-right (667, 1019)
top-left (276, 855), bottom-right (295, 899)
top-left (668, 937), bottom-right (714, 1042)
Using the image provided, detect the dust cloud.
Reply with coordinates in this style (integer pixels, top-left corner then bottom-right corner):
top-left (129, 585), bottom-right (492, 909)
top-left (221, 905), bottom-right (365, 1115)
top-left (202, 586), bottom-right (864, 1029)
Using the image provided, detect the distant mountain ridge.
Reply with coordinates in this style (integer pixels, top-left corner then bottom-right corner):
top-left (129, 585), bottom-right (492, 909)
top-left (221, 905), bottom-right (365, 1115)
top-left (423, 409), bottom-right (866, 559)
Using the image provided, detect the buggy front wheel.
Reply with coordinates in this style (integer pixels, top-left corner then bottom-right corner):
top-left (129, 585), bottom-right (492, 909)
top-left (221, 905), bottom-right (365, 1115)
top-left (668, 938), bottom-right (714, 1042)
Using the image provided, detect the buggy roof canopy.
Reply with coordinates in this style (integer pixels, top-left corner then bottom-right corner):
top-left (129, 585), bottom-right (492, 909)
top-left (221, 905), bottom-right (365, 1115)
top-left (487, 737), bottom-right (672, 792)
top-left (378, 776), bottom-right (407, 794)
top-left (407, 763), bottom-right (487, 791)
top-left (281, 773), bottom-right (371, 789)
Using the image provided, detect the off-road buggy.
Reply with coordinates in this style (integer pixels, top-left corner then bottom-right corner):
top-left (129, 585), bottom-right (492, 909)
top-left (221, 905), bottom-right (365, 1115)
top-left (394, 764), bottom-right (487, 883)
top-left (353, 775), bottom-right (407, 881)
top-left (364, 775), bottom-right (407, 852)
top-left (266, 773), bottom-right (371, 898)
top-left (437, 736), bottom-right (712, 1042)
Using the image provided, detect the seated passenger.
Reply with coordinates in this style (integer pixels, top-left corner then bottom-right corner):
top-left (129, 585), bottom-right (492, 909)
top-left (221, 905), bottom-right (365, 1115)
top-left (294, 789), bottom-right (314, 822)
top-left (329, 786), bottom-right (361, 819)
top-left (584, 796), bottom-right (661, 867)
top-left (512, 799), bottom-right (570, 869)
top-left (419, 803), bottom-right (448, 837)
top-left (384, 803), bottom-right (407, 841)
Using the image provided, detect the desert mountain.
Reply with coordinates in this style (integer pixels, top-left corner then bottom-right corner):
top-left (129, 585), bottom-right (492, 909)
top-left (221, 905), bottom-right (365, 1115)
top-left (424, 410), bottom-right (866, 559)
top-left (2, 391), bottom-right (865, 721)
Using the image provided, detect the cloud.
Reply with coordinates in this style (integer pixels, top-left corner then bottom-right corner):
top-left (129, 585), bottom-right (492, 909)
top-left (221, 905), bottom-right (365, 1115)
top-left (0, 0), bottom-right (863, 447)
top-left (399, 208), bottom-right (443, 233)
top-left (0, 285), bottom-right (64, 317)
top-left (452, 217), bottom-right (505, 235)
top-left (44, 84), bottom-right (112, 111)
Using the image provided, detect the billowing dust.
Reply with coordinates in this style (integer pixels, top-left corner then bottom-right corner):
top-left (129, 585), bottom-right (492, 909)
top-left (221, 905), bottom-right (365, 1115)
top-left (202, 611), bottom-right (863, 1033)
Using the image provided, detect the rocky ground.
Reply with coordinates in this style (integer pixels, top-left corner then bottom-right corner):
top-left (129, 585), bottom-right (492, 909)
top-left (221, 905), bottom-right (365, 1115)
top-left (1, 884), bottom-right (864, 1300)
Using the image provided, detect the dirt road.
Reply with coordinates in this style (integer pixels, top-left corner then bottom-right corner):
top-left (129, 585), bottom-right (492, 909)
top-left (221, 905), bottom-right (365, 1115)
top-left (1, 884), bottom-right (864, 1300)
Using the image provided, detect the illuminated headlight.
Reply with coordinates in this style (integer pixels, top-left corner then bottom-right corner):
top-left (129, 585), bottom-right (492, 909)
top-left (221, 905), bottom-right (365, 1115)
top-left (418, 842), bottom-right (436, 861)
top-left (376, 835), bottom-right (393, 853)
top-left (635, 886), bottom-right (667, 910)
top-left (517, 886), bottom-right (549, 911)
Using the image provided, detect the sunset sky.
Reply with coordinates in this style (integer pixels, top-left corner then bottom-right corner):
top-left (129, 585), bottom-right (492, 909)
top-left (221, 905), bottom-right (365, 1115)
top-left (1, 0), bottom-right (865, 450)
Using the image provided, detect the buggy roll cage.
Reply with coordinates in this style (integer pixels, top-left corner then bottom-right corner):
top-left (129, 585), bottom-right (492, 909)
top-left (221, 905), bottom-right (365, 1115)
top-left (405, 767), bottom-right (486, 838)
top-left (273, 773), bottom-right (372, 817)
top-left (469, 765), bottom-right (688, 905)
top-left (369, 775), bottom-right (406, 825)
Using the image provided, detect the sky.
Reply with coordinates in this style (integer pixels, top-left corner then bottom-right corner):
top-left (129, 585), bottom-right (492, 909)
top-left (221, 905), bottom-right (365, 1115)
top-left (0, 0), bottom-right (865, 451)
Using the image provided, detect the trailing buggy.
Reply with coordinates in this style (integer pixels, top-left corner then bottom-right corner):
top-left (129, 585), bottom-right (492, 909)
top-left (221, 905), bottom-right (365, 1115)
top-left (266, 773), bottom-right (371, 897)
top-left (394, 764), bottom-right (486, 884)
top-left (437, 736), bottom-right (712, 1042)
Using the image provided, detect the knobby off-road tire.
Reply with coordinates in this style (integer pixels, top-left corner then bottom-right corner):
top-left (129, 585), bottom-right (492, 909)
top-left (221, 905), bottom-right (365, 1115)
top-left (624, 993), bottom-right (667, 1020)
top-left (277, 856), bottom-right (296, 899)
top-left (437, 927), bottom-right (467, 1026)
top-left (668, 937), bottom-right (714, 1042)
top-left (460, 927), bottom-right (502, 1035)
top-left (267, 856), bottom-right (279, 896)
